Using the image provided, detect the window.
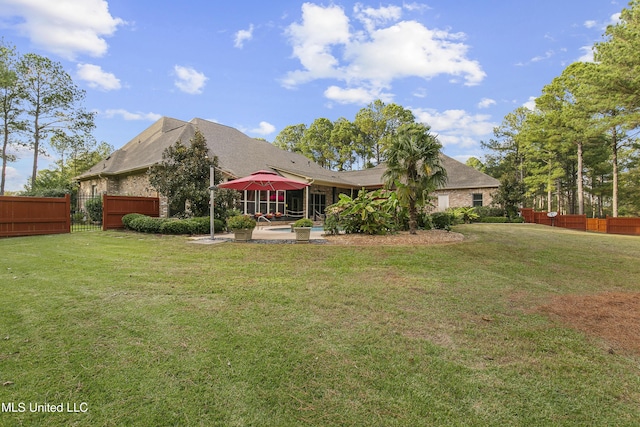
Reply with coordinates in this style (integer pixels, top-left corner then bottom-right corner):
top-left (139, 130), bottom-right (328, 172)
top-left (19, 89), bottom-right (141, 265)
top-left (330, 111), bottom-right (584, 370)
top-left (472, 193), bottom-right (483, 207)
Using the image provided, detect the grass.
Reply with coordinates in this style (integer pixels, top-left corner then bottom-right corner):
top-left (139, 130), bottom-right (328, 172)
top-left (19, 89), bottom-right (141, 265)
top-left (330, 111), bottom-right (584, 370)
top-left (0, 224), bottom-right (639, 426)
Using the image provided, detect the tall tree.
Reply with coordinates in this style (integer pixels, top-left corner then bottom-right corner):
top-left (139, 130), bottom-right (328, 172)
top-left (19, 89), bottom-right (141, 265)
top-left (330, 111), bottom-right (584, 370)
top-left (148, 130), bottom-right (217, 217)
top-left (329, 117), bottom-right (359, 171)
top-left (18, 53), bottom-right (95, 189)
top-left (594, 0), bottom-right (640, 129)
top-left (593, 1), bottom-right (640, 216)
top-left (273, 123), bottom-right (307, 154)
top-left (0, 41), bottom-right (25, 195)
top-left (302, 118), bottom-right (334, 168)
top-left (354, 100), bottom-right (415, 166)
top-left (383, 123), bottom-right (447, 234)
top-left (536, 62), bottom-right (602, 214)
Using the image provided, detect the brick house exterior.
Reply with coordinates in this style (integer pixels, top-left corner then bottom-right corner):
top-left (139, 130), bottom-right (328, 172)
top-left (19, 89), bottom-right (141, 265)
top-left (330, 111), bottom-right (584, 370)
top-left (77, 117), bottom-right (500, 218)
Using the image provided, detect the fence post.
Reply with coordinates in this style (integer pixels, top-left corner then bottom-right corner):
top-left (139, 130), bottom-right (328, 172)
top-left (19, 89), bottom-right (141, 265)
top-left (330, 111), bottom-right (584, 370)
top-left (102, 194), bottom-right (107, 231)
top-left (65, 194), bottom-right (71, 233)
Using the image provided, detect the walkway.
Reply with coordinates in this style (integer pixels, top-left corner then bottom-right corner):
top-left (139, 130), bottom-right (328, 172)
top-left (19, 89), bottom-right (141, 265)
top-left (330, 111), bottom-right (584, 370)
top-left (190, 225), bottom-right (326, 244)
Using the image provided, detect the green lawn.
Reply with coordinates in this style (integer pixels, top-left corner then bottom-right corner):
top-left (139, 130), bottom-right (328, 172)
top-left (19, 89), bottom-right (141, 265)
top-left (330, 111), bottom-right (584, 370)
top-left (1, 224), bottom-right (639, 426)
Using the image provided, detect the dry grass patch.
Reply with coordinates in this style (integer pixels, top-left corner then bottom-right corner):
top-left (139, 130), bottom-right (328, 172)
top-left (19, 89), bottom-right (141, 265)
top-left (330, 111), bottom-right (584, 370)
top-left (538, 292), bottom-right (640, 356)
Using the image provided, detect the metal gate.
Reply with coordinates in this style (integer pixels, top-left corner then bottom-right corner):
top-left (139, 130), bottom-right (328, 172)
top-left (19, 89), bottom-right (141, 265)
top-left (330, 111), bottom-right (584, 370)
top-left (71, 194), bottom-right (102, 231)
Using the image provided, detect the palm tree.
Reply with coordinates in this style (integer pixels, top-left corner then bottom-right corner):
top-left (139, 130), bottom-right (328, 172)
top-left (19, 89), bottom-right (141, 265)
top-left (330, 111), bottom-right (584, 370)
top-left (383, 123), bottom-right (447, 234)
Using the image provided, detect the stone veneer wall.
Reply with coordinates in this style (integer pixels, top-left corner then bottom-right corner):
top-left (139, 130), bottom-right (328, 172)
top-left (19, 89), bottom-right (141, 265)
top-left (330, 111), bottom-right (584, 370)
top-left (431, 187), bottom-right (496, 211)
top-left (79, 172), bottom-right (170, 217)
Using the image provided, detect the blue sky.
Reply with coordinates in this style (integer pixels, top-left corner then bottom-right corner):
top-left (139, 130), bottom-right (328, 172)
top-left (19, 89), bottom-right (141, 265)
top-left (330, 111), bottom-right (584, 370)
top-left (0, 0), bottom-right (624, 191)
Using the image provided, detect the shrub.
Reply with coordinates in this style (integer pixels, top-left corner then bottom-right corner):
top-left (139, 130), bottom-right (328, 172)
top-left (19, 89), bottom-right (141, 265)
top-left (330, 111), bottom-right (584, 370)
top-left (189, 217), bottom-right (211, 234)
top-left (293, 218), bottom-right (314, 227)
top-left (475, 206), bottom-right (506, 218)
top-left (85, 197), bottom-right (103, 223)
top-left (479, 216), bottom-right (509, 223)
top-left (129, 216), bottom-right (167, 233)
top-left (122, 213), bottom-right (146, 229)
top-left (449, 207), bottom-right (479, 224)
top-left (324, 189), bottom-right (399, 235)
top-left (227, 215), bottom-right (256, 230)
top-left (160, 220), bottom-right (193, 235)
top-left (430, 211), bottom-right (456, 231)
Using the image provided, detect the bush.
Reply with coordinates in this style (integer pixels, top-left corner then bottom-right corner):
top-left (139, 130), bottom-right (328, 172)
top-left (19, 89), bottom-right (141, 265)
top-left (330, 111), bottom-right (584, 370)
top-left (475, 206), bottom-right (506, 218)
top-left (85, 197), bottom-right (103, 222)
top-left (122, 213), bottom-right (147, 229)
top-left (129, 216), bottom-right (167, 233)
top-left (123, 214), bottom-right (227, 235)
top-left (227, 215), bottom-right (256, 230)
top-left (449, 207), bottom-right (479, 224)
top-left (293, 218), bottom-right (314, 227)
top-left (479, 216), bottom-right (509, 223)
top-left (188, 217), bottom-right (211, 234)
top-left (429, 211), bottom-right (456, 231)
top-left (160, 220), bottom-right (193, 235)
top-left (323, 189), bottom-right (399, 235)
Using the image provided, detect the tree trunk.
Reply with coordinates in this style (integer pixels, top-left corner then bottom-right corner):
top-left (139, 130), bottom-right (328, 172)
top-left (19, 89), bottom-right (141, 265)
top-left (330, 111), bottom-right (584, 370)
top-left (577, 141), bottom-right (584, 215)
top-left (31, 109), bottom-right (40, 190)
top-left (611, 129), bottom-right (618, 217)
top-left (408, 199), bottom-right (417, 235)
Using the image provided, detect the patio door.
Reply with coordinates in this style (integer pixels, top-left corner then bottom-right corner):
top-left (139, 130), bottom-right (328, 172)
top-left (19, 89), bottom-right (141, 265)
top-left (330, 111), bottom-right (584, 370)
top-left (310, 193), bottom-right (326, 219)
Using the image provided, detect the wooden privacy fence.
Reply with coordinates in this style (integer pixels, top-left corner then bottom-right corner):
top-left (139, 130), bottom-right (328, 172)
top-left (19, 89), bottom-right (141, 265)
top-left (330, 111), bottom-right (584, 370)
top-left (520, 208), bottom-right (640, 236)
top-left (0, 195), bottom-right (70, 238)
top-left (102, 195), bottom-right (160, 230)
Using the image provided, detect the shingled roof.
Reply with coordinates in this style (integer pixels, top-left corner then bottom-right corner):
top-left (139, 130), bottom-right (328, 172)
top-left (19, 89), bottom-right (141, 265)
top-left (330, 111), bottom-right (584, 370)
top-left (78, 117), bottom-right (499, 190)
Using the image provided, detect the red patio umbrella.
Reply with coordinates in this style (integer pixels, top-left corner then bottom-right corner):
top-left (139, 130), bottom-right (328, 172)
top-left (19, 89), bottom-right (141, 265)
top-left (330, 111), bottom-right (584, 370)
top-left (217, 170), bottom-right (309, 192)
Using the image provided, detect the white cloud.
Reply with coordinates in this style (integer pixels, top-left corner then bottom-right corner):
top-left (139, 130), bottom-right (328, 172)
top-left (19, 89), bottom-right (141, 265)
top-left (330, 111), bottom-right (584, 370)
top-left (173, 65), bottom-right (208, 94)
top-left (477, 98), bottom-right (496, 109)
top-left (324, 85), bottom-right (392, 104)
top-left (76, 63), bottom-right (121, 91)
top-left (0, 0), bottom-right (124, 60)
top-left (522, 96), bottom-right (537, 111)
top-left (584, 13), bottom-right (621, 31)
top-left (577, 45), bottom-right (594, 62)
top-left (102, 109), bottom-right (162, 121)
top-left (412, 108), bottom-right (495, 148)
top-left (283, 3), bottom-right (485, 104)
top-left (282, 3), bottom-right (351, 87)
top-left (234, 24), bottom-right (254, 48)
top-left (248, 121), bottom-right (276, 136)
top-left (354, 3), bottom-right (402, 32)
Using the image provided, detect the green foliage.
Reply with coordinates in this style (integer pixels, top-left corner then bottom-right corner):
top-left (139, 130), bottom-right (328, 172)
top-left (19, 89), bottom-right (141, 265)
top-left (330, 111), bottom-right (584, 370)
top-left (227, 215), bottom-right (256, 230)
top-left (148, 130), bottom-right (218, 217)
top-left (383, 123), bottom-right (447, 234)
top-left (479, 216), bottom-right (510, 223)
top-left (474, 206), bottom-right (506, 218)
top-left (449, 207), bottom-right (480, 224)
top-left (123, 213), bottom-right (223, 235)
top-left (17, 52), bottom-right (95, 190)
top-left (122, 213), bottom-right (146, 229)
top-left (159, 220), bottom-right (193, 235)
top-left (429, 211), bottom-right (456, 231)
top-left (84, 196), bottom-right (102, 222)
top-left (324, 189), bottom-right (401, 235)
top-left (293, 218), bottom-right (314, 227)
top-left (128, 216), bottom-right (167, 234)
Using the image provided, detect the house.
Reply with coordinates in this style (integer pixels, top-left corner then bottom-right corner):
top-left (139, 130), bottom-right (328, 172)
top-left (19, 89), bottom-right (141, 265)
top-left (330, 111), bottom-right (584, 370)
top-left (77, 117), bottom-right (500, 217)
